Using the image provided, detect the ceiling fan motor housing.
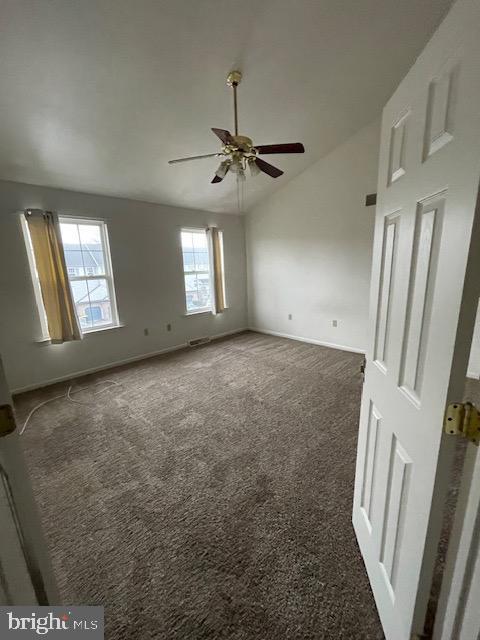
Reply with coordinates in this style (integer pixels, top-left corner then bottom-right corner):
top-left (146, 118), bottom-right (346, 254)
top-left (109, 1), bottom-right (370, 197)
top-left (226, 135), bottom-right (254, 153)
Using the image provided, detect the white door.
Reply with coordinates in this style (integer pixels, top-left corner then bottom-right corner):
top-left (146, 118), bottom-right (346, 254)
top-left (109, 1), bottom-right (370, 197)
top-left (0, 355), bottom-right (58, 604)
top-left (433, 443), bottom-right (480, 640)
top-left (352, 0), bottom-right (480, 638)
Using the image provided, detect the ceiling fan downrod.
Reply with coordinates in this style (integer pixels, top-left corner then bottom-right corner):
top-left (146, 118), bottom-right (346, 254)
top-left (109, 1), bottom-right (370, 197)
top-left (227, 70), bottom-right (242, 137)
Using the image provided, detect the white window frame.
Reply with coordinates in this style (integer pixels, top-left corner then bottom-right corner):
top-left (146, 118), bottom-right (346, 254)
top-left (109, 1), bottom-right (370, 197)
top-left (217, 229), bottom-right (227, 309)
top-left (59, 216), bottom-right (120, 333)
top-left (181, 227), bottom-right (214, 315)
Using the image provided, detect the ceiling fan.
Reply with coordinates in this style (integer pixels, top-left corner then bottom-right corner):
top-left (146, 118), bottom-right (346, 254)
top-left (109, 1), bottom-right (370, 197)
top-left (168, 70), bottom-right (305, 183)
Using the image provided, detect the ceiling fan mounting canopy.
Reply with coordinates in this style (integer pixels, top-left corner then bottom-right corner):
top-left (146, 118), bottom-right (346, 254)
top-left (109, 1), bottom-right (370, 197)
top-left (168, 70), bottom-right (305, 184)
top-left (226, 70), bottom-right (242, 87)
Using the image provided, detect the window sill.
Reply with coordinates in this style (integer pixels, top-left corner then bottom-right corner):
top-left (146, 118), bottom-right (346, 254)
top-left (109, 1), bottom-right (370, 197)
top-left (184, 309), bottom-right (213, 317)
top-left (183, 307), bottom-right (229, 317)
top-left (34, 323), bottom-right (125, 344)
top-left (82, 323), bottom-right (125, 335)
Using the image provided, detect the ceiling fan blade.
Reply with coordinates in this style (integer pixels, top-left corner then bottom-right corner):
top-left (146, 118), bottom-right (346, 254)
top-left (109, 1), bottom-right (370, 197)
top-left (254, 157), bottom-right (284, 178)
top-left (211, 161), bottom-right (230, 183)
top-left (168, 153), bottom-right (221, 164)
top-left (211, 128), bottom-right (233, 144)
top-left (255, 143), bottom-right (305, 155)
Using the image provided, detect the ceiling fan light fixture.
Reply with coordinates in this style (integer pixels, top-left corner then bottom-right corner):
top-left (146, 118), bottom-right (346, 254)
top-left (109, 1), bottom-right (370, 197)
top-left (249, 158), bottom-right (261, 177)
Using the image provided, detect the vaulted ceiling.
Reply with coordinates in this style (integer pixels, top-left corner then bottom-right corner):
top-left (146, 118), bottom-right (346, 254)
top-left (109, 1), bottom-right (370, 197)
top-left (0, 0), bottom-right (452, 213)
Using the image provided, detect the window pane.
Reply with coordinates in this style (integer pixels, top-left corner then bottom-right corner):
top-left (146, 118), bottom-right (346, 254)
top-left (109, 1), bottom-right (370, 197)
top-left (181, 231), bottom-right (193, 250)
top-left (182, 251), bottom-right (195, 272)
top-left (184, 273), bottom-right (197, 293)
top-left (184, 273), bottom-right (211, 312)
top-left (60, 222), bottom-right (80, 245)
top-left (78, 225), bottom-right (105, 276)
top-left (70, 276), bottom-right (113, 330)
top-left (78, 224), bottom-right (101, 246)
top-left (192, 231), bottom-right (207, 249)
top-left (70, 279), bottom-right (89, 304)
top-left (194, 249), bottom-right (209, 272)
top-left (70, 280), bottom-right (91, 329)
top-left (87, 279), bottom-right (109, 302)
top-left (61, 223), bottom-right (84, 275)
top-left (87, 301), bottom-right (112, 327)
top-left (196, 273), bottom-right (212, 310)
top-left (64, 249), bottom-right (85, 276)
top-left (181, 229), bottom-right (212, 312)
top-left (86, 278), bottom-right (112, 328)
top-left (61, 222), bottom-right (106, 276)
top-left (82, 249), bottom-right (105, 276)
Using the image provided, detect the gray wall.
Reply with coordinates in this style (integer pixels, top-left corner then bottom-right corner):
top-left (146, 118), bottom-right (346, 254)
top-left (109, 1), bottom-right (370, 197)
top-left (246, 120), bottom-right (380, 353)
top-left (0, 181), bottom-right (247, 391)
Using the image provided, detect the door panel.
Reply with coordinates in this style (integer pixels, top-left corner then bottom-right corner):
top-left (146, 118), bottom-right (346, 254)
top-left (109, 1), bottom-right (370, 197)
top-left (423, 62), bottom-right (459, 160)
top-left (399, 192), bottom-right (445, 404)
top-left (379, 436), bottom-right (411, 599)
top-left (353, 0), bottom-right (480, 637)
top-left (374, 213), bottom-right (400, 370)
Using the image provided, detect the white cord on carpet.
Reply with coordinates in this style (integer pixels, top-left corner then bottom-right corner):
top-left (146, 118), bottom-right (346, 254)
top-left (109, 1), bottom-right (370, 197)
top-left (19, 379), bottom-right (122, 436)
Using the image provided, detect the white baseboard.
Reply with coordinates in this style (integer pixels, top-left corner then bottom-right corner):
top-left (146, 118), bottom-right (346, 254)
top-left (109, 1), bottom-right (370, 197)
top-left (248, 327), bottom-right (366, 355)
top-left (12, 327), bottom-right (248, 394)
top-left (249, 328), bottom-right (480, 376)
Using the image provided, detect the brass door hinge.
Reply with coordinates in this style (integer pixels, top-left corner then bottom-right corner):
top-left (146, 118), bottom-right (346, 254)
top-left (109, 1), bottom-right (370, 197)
top-left (444, 402), bottom-right (480, 445)
top-left (360, 357), bottom-right (366, 381)
top-left (0, 404), bottom-right (16, 437)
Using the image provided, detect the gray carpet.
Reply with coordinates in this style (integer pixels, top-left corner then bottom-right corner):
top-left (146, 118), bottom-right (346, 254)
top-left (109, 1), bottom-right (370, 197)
top-left (15, 331), bottom-right (384, 639)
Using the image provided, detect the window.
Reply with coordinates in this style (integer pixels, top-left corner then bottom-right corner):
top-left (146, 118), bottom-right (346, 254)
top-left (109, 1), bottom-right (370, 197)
top-left (181, 229), bottom-right (213, 313)
top-left (59, 218), bottom-right (119, 331)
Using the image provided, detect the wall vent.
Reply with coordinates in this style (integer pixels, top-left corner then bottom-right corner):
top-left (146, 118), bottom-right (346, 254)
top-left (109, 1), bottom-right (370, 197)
top-left (188, 336), bottom-right (211, 347)
top-left (365, 193), bottom-right (377, 207)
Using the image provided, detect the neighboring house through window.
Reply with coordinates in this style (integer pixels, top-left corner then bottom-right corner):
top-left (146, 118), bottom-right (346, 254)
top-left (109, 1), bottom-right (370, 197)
top-left (180, 227), bottom-right (226, 314)
top-left (59, 218), bottom-right (119, 331)
top-left (181, 229), bottom-right (212, 314)
top-left (22, 214), bottom-right (120, 336)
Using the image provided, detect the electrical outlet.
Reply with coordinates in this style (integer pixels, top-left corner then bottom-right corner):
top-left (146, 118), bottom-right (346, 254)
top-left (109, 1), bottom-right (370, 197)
top-left (167, 323), bottom-right (172, 332)
top-left (144, 328), bottom-right (149, 336)
top-left (288, 314), bottom-right (292, 320)
top-left (332, 320), bottom-right (338, 327)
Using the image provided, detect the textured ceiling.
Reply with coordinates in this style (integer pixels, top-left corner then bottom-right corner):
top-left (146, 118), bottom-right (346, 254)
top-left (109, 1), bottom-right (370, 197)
top-left (0, 0), bottom-right (453, 213)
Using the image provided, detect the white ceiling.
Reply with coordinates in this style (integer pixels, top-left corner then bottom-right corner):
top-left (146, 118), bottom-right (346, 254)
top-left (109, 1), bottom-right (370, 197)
top-left (0, 0), bottom-right (452, 214)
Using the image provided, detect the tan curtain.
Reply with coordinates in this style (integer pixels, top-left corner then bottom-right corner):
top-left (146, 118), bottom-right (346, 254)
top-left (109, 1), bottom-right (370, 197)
top-left (210, 227), bottom-right (226, 314)
top-left (25, 210), bottom-right (82, 343)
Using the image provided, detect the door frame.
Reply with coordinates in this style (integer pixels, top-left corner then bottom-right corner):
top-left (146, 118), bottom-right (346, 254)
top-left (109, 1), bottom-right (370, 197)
top-left (0, 354), bottom-right (59, 604)
top-left (434, 435), bottom-right (480, 638)
top-left (433, 179), bottom-right (480, 639)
